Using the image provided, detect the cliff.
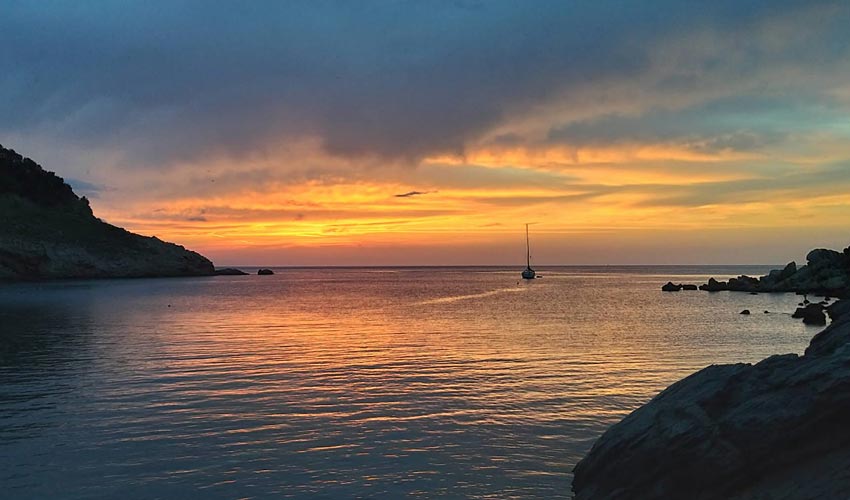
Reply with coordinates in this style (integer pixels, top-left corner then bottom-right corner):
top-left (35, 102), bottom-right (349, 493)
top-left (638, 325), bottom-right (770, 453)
top-left (573, 298), bottom-right (850, 498)
top-left (0, 145), bottom-right (214, 280)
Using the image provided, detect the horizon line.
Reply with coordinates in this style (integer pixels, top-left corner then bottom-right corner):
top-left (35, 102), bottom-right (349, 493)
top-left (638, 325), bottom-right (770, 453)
top-left (214, 263), bottom-right (785, 269)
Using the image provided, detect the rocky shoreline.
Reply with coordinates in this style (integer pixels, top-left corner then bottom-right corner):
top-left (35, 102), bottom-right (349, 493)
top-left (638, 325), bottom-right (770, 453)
top-left (574, 250), bottom-right (850, 499)
top-left (662, 247), bottom-right (850, 297)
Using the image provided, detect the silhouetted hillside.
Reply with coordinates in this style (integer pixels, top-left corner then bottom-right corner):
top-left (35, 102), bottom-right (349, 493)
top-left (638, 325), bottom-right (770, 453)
top-left (0, 145), bottom-right (214, 280)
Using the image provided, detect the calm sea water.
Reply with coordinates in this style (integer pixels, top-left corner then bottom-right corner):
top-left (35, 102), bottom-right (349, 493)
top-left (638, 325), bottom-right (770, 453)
top-left (0, 266), bottom-right (820, 498)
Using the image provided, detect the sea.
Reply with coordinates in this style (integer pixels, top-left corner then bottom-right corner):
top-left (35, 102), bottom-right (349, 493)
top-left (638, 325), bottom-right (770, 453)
top-left (0, 266), bottom-right (821, 498)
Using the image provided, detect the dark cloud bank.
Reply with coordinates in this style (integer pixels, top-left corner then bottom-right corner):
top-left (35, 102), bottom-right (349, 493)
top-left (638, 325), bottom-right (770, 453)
top-left (1, 0), bottom-right (847, 169)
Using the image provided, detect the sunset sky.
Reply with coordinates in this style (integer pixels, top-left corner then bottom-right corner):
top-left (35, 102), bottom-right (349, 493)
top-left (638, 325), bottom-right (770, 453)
top-left (2, 1), bottom-right (850, 265)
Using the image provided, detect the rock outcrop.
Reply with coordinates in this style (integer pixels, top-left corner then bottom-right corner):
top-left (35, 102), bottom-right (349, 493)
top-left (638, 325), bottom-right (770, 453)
top-left (792, 303), bottom-right (827, 326)
top-left (0, 145), bottom-right (215, 280)
top-left (662, 282), bottom-right (698, 291)
top-left (215, 268), bottom-right (249, 276)
top-left (572, 299), bottom-right (850, 499)
top-left (257, 268), bottom-right (274, 275)
top-left (696, 248), bottom-right (850, 296)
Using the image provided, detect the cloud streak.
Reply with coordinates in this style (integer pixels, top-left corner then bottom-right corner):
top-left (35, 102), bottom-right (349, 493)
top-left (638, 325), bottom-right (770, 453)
top-left (394, 191), bottom-right (432, 198)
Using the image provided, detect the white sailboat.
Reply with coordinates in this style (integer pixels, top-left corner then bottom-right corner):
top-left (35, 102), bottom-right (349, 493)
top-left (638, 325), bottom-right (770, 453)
top-left (521, 223), bottom-right (536, 279)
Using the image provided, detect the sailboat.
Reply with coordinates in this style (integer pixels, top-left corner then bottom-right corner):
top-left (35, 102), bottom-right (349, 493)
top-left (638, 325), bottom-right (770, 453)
top-left (521, 223), bottom-right (536, 279)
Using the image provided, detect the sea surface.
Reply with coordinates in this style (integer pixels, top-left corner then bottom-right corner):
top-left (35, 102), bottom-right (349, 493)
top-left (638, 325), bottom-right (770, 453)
top-left (0, 266), bottom-right (822, 498)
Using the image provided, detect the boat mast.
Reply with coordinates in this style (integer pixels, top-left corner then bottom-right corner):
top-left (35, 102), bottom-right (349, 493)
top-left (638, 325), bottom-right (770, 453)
top-left (526, 223), bottom-right (531, 269)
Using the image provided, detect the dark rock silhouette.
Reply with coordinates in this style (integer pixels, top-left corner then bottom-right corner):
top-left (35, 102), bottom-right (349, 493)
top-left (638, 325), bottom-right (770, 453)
top-left (792, 303), bottom-right (827, 326)
top-left (258, 269), bottom-right (274, 275)
top-left (699, 277), bottom-right (728, 292)
top-left (0, 145), bottom-right (214, 280)
top-left (740, 309), bottom-right (750, 315)
top-left (662, 282), bottom-right (697, 291)
top-left (573, 298), bottom-right (850, 499)
top-left (695, 247), bottom-right (850, 297)
top-left (215, 268), bottom-right (249, 276)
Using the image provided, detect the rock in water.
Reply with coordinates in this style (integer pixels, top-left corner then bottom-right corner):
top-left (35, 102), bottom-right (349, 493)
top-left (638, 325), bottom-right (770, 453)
top-left (215, 268), bottom-right (249, 276)
top-left (699, 277), bottom-right (728, 292)
top-left (682, 284), bottom-right (698, 290)
top-left (0, 145), bottom-right (214, 280)
top-left (258, 269), bottom-right (274, 275)
top-left (792, 303), bottom-right (827, 325)
top-left (740, 309), bottom-right (750, 315)
top-left (803, 310), bottom-right (827, 326)
top-left (662, 282), bottom-right (682, 292)
top-left (572, 300), bottom-right (850, 499)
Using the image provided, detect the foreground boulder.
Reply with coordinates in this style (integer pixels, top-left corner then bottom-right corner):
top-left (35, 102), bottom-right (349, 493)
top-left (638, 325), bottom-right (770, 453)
top-left (0, 145), bottom-right (214, 280)
top-left (573, 299), bottom-right (850, 499)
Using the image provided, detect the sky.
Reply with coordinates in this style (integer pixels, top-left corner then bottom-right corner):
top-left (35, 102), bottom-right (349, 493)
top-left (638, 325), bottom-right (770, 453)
top-left (2, 0), bottom-right (850, 265)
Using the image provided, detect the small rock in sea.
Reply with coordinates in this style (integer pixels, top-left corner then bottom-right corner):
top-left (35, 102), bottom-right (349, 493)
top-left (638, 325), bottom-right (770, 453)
top-left (792, 303), bottom-right (827, 325)
top-left (804, 311), bottom-right (827, 325)
top-left (681, 284), bottom-right (698, 290)
top-left (749, 292), bottom-right (759, 295)
top-left (258, 268), bottom-right (275, 275)
top-left (740, 309), bottom-right (751, 315)
top-left (215, 268), bottom-right (249, 276)
top-left (764, 310), bottom-right (769, 314)
top-left (661, 282), bottom-right (682, 292)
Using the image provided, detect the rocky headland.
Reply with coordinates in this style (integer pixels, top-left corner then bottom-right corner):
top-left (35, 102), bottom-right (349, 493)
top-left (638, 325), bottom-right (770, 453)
top-left (575, 254), bottom-right (850, 498)
top-left (0, 145), bottom-right (215, 280)
top-left (698, 248), bottom-right (850, 296)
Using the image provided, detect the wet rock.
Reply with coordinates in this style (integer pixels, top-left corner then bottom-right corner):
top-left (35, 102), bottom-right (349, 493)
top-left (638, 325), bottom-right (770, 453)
top-left (257, 268), bottom-right (274, 275)
top-left (681, 284), bottom-right (698, 290)
top-left (662, 282), bottom-right (682, 292)
top-left (740, 309), bottom-right (750, 315)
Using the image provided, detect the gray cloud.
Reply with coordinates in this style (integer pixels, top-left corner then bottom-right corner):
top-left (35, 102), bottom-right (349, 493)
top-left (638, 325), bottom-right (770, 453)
top-left (2, 0), bottom-right (846, 169)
